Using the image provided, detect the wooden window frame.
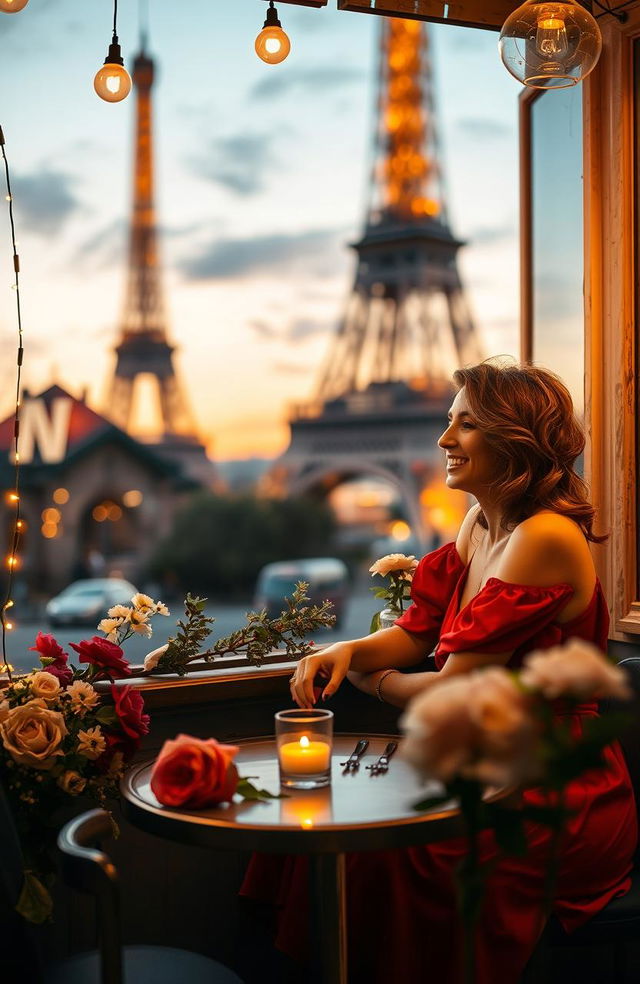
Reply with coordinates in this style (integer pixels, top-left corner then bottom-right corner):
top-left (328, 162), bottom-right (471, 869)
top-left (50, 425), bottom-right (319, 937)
top-left (559, 14), bottom-right (639, 638)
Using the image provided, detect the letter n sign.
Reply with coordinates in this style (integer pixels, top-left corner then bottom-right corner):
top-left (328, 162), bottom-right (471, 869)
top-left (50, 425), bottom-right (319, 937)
top-left (18, 398), bottom-right (73, 464)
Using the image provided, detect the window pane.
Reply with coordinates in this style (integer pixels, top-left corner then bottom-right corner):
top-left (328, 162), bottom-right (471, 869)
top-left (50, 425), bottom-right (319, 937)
top-left (531, 88), bottom-right (584, 420)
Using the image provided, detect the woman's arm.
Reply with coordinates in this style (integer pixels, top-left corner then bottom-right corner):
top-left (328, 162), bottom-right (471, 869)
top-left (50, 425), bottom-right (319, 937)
top-left (289, 626), bottom-right (430, 708)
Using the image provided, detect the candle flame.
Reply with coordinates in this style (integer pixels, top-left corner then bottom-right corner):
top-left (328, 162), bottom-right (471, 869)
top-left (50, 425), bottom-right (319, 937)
top-left (299, 735), bottom-right (310, 748)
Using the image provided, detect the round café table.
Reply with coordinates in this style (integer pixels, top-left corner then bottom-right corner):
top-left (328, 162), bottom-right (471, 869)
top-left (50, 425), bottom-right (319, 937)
top-left (121, 734), bottom-right (466, 984)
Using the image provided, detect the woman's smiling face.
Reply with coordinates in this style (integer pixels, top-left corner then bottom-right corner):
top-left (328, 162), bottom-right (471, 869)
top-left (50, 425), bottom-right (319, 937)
top-left (438, 387), bottom-right (500, 496)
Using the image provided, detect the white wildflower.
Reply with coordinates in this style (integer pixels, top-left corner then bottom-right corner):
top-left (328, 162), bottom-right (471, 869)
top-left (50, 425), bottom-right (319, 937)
top-left (131, 593), bottom-right (155, 612)
top-left (77, 726), bottom-right (106, 760)
top-left (155, 601), bottom-right (170, 616)
top-left (108, 604), bottom-right (133, 620)
top-left (66, 680), bottom-right (100, 716)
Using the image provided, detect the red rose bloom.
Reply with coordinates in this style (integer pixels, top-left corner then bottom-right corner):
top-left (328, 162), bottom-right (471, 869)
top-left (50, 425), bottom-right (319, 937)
top-left (150, 734), bottom-right (239, 808)
top-left (69, 636), bottom-right (131, 679)
top-left (29, 631), bottom-right (73, 687)
top-left (110, 684), bottom-right (150, 742)
top-left (95, 731), bottom-right (135, 773)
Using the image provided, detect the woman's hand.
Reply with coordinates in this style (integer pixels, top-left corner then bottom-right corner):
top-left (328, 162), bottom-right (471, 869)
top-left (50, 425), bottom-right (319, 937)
top-left (289, 642), bottom-right (353, 708)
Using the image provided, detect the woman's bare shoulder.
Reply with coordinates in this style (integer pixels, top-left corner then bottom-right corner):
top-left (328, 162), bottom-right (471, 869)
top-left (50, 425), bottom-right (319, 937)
top-left (455, 503), bottom-right (484, 563)
top-left (498, 511), bottom-right (594, 588)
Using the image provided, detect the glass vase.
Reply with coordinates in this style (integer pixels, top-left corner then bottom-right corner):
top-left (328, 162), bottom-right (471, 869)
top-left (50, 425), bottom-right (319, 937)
top-left (378, 606), bottom-right (401, 631)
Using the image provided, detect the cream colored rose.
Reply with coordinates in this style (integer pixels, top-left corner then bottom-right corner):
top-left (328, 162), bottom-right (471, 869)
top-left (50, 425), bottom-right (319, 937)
top-left (466, 668), bottom-right (538, 787)
top-left (369, 553), bottom-right (418, 578)
top-left (0, 698), bottom-right (68, 769)
top-left (58, 770), bottom-right (87, 795)
top-left (144, 644), bottom-right (168, 672)
top-left (27, 671), bottom-right (61, 703)
top-left (521, 639), bottom-right (632, 701)
top-left (400, 675), bottom-right (478, 782)
top-left (66, 680), bottom-right (99, 716)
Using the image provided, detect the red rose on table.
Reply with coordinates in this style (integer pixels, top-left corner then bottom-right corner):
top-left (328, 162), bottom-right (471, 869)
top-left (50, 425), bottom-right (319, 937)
top-left (69, 636), bottom-right (131, 679)
top-left (150, 734), bottom-right (240, 808)
top-left (110, 684), bottom-right (150, 743)
top-left (29, 632), bottom-right (73, 687)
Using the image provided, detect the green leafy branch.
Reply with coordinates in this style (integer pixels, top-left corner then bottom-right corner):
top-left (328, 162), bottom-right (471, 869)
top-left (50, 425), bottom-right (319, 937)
top-left (153, 582), bottom-right (335, 676)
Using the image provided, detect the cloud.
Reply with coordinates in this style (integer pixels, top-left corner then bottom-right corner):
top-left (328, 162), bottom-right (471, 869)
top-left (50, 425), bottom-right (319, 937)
top-left (455, 118), bottom-right (512, 139)
top-left (73, 219), bottom-right (126, 270)
top-left (250, 65), bottom-right (363, 101)
top-left (179, 226), bottom-right (347, 281)
top-left (286, 316), bottom-right (332, 342)
top-left (191, 133), bottom-right (280, 195)
top-left (11, 168), bottom-right (81, 235)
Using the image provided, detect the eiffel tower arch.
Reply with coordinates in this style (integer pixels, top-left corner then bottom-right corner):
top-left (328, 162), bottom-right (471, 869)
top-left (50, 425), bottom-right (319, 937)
top-left (104, 41), bottom-right (217, 487)
top-left (265, 19), bottom-right (482, 545)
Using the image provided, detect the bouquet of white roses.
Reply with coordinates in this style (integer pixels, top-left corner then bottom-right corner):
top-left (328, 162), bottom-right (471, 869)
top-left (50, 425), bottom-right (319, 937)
top-left (0, 592), bottom-right (169, 924)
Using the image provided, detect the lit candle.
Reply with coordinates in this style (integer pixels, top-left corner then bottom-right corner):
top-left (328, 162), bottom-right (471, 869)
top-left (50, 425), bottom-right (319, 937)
top-left (278, 735), bottom-right (331, 775)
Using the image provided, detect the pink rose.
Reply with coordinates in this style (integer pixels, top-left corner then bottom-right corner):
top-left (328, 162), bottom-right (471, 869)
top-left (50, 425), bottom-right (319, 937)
top-left (110, 685), bottom-right (149, 744)
top-left (29, 632), bottom-right (73, 687)
top-left (521, 639), bottom-right (632, 701)
top-left (150, 734), bottom-right (240, 808)
top-left (69, 636), bottom-right (131, 680)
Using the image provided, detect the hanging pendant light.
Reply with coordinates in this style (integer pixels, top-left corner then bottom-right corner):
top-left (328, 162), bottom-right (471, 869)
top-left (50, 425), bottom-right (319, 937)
top-left (499, 1), bottom-right (602, 89)
top-left (0, 0), bottom-right (29, 11)
top-left (255, 1), bottom-right (291, 65)
top-left (94, 0), bottom-right (132, 102)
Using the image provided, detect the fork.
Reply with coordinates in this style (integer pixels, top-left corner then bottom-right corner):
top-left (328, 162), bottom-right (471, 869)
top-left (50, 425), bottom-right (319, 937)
top-left (366, 741), bottom-right (398, 776)
top-left (340, 738), bottom-right (369, 774)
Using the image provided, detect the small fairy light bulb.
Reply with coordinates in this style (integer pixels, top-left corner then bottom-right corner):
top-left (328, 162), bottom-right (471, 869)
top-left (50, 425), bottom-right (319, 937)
top-left (255, 2), bottom-right (291, 65)
top-left (0, 0), bottom-right (29, 12)
top-left (94, 35), bottom-right (131, 102)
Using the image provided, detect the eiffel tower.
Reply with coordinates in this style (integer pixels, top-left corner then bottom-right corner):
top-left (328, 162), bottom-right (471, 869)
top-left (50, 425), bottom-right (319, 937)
top-left (104, 41), bottom-right (216, 485)
top-left (264, 19), bottom-right (483, 544)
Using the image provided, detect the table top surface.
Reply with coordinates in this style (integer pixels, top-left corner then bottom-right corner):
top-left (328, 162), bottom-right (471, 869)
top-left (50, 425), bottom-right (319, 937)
top-left (121, 734), bottom-right (465, 854)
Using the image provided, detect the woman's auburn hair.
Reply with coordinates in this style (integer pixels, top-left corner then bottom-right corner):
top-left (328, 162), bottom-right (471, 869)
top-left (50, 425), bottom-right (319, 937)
top-left (453, 360), bottom-right (606, 543)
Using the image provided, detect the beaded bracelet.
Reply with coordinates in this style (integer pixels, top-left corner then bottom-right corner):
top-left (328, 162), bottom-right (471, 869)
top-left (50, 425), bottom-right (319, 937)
top-left (375, 668), bottom-right (399, 703)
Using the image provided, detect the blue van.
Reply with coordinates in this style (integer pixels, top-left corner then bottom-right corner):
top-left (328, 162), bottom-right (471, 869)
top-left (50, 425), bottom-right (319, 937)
top-left (253, 557), bottom-right (350, 627)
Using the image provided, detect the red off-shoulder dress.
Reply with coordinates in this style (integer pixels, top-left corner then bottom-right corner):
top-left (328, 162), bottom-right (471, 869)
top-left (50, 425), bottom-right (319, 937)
top-left (241, 542), bottom-right (637, 984)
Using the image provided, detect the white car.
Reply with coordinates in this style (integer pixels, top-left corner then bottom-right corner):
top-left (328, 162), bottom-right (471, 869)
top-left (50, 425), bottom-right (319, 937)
top-left (46, 579), bottom-right (137, 627)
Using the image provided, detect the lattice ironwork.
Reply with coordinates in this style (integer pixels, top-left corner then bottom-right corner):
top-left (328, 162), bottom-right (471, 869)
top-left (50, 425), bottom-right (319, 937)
top-left (105, 46), bottom-right (197, 439)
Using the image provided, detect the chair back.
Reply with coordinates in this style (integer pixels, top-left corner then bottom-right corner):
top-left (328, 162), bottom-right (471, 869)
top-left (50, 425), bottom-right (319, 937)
top-left (57, 808), bottom-right (123, 984)
top-left (601, 656), bottom-right (640, 825)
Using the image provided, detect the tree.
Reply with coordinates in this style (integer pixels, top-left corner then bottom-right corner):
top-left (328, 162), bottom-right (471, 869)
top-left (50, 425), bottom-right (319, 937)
top-left (149, 492), bottom-right (337, 599)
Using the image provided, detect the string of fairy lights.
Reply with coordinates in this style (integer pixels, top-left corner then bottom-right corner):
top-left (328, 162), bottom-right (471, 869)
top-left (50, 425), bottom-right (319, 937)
top-left (0, 126), bottom-right (24, 684)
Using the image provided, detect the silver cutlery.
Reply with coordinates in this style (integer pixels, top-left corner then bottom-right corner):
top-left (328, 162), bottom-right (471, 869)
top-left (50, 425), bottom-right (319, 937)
top-left (366, 741), bottom-right (398, 776)
top-left (340, 738), bottom-right (369, 774)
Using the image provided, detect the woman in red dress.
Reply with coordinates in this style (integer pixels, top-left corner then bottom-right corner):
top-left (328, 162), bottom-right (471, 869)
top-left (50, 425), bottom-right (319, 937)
top-left (242, 361), bottom-right (637, 984)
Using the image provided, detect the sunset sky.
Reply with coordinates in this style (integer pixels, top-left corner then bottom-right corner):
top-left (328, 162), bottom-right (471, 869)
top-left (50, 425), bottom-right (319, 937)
top-left (0, 0), bottom-right (524, 460)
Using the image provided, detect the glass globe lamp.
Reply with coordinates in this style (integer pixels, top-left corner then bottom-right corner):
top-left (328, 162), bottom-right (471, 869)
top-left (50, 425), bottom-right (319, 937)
top-left (499, 0), bottom-right (602, 89)
top-left (0, 0), bottom-right (29, 11)
top-left (94, 38), bottom-right (132, 103)
top-left (255, 2), bottom-right (291, 65)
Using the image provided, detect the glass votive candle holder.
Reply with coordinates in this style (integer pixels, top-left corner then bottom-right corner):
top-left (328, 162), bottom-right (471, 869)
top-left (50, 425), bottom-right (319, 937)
top-left (275, 708), bottom-right (333, 789)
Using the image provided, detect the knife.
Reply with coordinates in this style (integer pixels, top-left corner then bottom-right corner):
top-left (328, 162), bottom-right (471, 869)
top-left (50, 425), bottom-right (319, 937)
top-left (340, 738), bottom-right (369, 773)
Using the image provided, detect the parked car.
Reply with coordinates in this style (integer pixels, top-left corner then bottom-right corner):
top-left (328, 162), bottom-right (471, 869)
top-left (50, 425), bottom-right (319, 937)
top-left (46, 578), bottom-right (138, 627)
top-left (254, 558), bottom-right (350, 627)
